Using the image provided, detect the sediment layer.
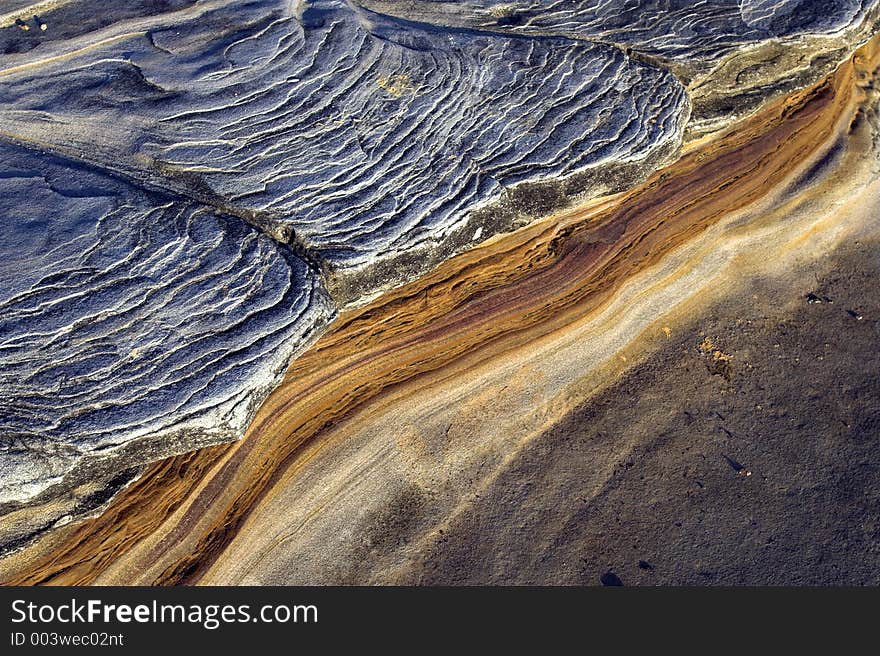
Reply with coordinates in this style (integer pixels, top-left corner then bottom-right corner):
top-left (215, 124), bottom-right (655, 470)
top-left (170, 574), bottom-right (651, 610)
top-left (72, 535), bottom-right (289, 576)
top-left (2, 24), bottom-right (877, 584)
top-left (1, 0), bottom-right (690, 533)
top-left (5, 0), bottom-right (878, 553)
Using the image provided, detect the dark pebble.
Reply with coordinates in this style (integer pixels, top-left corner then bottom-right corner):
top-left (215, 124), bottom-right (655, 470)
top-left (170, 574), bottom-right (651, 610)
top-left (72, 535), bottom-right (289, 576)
top-left (600, 571), bottom-right (624, 586)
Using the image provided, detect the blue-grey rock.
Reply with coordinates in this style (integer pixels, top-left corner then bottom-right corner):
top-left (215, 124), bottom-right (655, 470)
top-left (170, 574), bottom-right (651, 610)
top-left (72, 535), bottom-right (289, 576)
top-left (360, 1), bottom-right (876, 65)
top-left (0, 0), bottom-right (877, 549)
top-left (0, 142), bottom-right (332, 506)
top-left (1, 0), bottom-right (688, 282)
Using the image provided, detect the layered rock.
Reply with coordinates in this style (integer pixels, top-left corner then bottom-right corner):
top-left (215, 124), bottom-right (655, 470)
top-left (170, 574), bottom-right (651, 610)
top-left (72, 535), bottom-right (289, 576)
top-left (361, 1), bottom-right (880, 134)
top-left (0, 142), bottom-right (331, 548)
top-left (1, 0), bottom-right (689, 298)
top-left (2, 21), bottom-right (879, 584)
top-left (0, 0), bottom-right (689, 546)
top-left (360, 1), bottom-right (875, 67)
top-left (0, 0), bottom-right (878, 563)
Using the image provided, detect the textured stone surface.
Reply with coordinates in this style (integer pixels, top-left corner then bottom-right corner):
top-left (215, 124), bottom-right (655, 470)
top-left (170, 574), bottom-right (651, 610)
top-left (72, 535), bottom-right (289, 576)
top-left (0, 0), bottom-right (878, 571)
top-left (0, 0), bottom-right (689, 532)
top-left (1, 1), bottom-right (688, 273)
top-left (361, 1), bottom-right (875, 65)
top-left (2, 26), bottom-right (877, 582)
top-left (0, 142), bottom-right (331, 509)
top-left (403, 238), bottom-right (880, 585)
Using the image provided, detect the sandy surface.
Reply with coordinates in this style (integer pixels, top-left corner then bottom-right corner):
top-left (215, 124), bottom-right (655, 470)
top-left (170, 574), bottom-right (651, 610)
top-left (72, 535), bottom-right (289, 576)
top-left (409, 237), bottom-right (880, 585)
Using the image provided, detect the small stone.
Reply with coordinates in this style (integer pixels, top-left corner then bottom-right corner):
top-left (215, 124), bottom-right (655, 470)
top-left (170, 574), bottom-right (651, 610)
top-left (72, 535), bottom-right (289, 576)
top-left (600, 571), bottom-right (624, 586)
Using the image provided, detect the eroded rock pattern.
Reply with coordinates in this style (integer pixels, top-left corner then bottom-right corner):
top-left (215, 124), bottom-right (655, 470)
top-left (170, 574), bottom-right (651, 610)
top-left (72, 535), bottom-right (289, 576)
top-left (361, 1), bottom-right (875, 66)
top-left (0, 142), bottom-right (331, 509)
top-left (0, 0), bottom-right (878, 557)
top-left (1, 0), bottom-right (688, 274)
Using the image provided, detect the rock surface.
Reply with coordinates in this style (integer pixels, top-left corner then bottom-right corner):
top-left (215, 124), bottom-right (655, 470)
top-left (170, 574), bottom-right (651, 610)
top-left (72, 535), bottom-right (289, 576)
top-left (362, 1), bottom-right (875, 66)
top-left (2, 1), bottom-right (690, 286)
top-left (0, 0), bottom-right (878, 571)
top-left (0, 141), bottom-right (331, 509)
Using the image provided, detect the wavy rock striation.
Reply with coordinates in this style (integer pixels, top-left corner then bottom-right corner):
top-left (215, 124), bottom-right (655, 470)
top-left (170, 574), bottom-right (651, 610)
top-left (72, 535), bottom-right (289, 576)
top-left (361, 1), bottom-right (875, 65)
top-left (0, 142), bottom-right (331, 549)
top-left (362, 1), bottom-right (880, 135)
top-left (2, 22), bottom-right (878, 583)
top-left (1, 1), bottom-right (689, 295)
top-left (0, 0), bottom-right (688, 546)
top-left (0, 0), bottom-right (878, 565)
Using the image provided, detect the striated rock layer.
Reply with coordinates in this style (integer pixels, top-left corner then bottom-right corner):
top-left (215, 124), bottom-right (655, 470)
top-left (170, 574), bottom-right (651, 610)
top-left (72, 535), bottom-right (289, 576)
top-left (0, 141), bottom-right (333, 549)
top-left (1, 17), bottom-right (878, 583)
top-left (1, 1), bottom-right (692, 295)
top-left (0, 0), bottom-right (701, 545)
top-left (361, 1), bottom-right (876, 66)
